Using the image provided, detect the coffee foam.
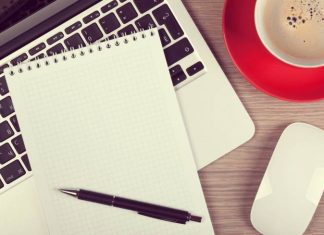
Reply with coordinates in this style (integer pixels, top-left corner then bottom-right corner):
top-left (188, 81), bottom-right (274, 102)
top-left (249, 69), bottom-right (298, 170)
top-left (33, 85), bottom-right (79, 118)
top-left (263, 0), bottom-right (324, 61)
top-left (286, 0), bottom-right (324, 28)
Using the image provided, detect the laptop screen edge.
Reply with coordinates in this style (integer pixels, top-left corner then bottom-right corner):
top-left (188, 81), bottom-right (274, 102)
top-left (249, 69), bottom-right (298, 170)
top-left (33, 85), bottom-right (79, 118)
top-left (0, 0), bottom-right (100, 61)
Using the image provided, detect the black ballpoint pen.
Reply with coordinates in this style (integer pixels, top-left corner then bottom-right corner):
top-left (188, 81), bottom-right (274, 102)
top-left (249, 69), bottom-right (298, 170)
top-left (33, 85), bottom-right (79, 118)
top-left (59, 188), bottom-right (202, 224)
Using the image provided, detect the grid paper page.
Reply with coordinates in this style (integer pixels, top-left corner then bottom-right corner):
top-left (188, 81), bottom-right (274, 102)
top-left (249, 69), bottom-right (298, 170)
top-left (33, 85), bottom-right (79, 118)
top-left (5, 30), bottom-right (214, 235)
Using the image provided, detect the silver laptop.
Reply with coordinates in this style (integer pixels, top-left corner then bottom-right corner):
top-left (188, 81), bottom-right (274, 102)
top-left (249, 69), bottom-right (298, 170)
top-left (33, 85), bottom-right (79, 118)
top-left (0, 0), bottom-right (254, 233)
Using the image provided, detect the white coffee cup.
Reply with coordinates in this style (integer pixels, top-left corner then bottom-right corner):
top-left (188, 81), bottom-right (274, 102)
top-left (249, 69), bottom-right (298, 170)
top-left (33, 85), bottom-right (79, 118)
top-left (255, 0), bottom-right (324, 68)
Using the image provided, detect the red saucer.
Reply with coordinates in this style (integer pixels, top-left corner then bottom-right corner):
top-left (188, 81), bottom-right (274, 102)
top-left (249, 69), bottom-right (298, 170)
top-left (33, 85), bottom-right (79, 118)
top-left (222, 0), bottom-right (324, 102)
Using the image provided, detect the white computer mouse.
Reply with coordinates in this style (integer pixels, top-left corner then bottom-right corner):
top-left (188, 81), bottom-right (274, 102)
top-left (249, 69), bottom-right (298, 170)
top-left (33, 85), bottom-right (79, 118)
top-left (251, 123), bottom-right (324, 235)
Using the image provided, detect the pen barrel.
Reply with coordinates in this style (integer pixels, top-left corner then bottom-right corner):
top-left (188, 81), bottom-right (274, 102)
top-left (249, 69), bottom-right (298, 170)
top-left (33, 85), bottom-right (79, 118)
top-left (113, 197), bottom-right (190, 221)
top-left (78, 190), bottom-right (114, 206)
top-left (77, 190), bottom-right (200, 223)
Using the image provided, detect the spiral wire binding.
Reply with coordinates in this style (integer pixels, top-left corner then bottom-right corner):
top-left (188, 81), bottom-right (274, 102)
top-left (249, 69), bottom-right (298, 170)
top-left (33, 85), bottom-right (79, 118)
top-left (8, 28), bottom-right (157, 76)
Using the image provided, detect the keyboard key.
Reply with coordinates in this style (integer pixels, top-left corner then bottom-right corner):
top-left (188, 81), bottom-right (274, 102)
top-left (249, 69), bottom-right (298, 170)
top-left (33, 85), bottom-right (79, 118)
top-left (37, 53), bottom-right (46, 59)
top-left (164, 38), bottom-right (194, 66)
top-left (47, 44), bottom-right (65, 56)
top-left (153, 4), bottom-right (184, 40)
top-left (47, 32), bottom-right (64, 45)
top-left (10, 115), bottom-right (20, 132)
top-left (116, 2), bottom-right (138, 24)
top-left (0, 179), bottom-right (3, 188)
top-left (135, 14), bottom-right (156, 30)
top-left (134, 0), bottom-right (164, 13)
top-left (82, 23), bottom-right (104, 44)
top-left (0, 64), bottom-right (9, 74)
top-left (187, 62), bottom-right (204, 76)
top-left (169, 65), bottom-right (187, 86)
top-left (30, 53), bottom-right (45, 61)
top-left (11, 53), bottom-right (28, 66)
top-left (0, 96), bottom-right (15, 118)
top-left (0, 143), bottom-right (15, 164)
top-left (117, 24), bottom-right (136, 37)
top-left (0, 121), bottom-right (14, 142)
top-left (21, 154), bottom-right (31, 171)
top-left (101, 0), bottom-right (118, 13)
top-left (64, 34), bottom-right (86, 50)
top-left (29, 43), bottom-right (46, 56)
top-left (11, 135), bottom-right (26, 154)
top-left (108, 34), bottom-right (117, 40)
top-left (83, 10), bottom-right (100, 24)
top-left (158, 29), bottom-right (171, 47)
top-left (65, 21), bottom-right (82, 34)
top-left (99, 13), bottom-right (121, 34)
top-left (0, 160), bottom-right (25, 184)
top-left (0, 76), bottom-right (9, 96)
top-left (101, 34), bottom-right (117, 42)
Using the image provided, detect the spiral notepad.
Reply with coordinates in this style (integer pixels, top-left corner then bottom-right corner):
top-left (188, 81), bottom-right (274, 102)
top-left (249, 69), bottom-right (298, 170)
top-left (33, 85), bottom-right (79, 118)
top-left (5, 29), bottom-right (214, 235)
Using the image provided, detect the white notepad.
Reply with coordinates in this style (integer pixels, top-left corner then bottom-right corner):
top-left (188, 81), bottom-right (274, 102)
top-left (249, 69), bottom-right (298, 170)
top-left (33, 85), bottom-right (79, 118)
top-left (5, 29), bottom-right (214, 235)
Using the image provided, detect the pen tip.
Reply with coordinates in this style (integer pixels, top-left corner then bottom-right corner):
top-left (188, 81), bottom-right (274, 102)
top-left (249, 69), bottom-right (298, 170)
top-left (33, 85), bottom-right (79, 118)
top-left (58, 188), bottom-right (78, 197)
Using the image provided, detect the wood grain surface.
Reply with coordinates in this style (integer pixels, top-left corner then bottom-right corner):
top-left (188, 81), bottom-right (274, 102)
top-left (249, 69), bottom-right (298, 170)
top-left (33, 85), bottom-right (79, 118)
top-left (180, 0), bottom-right (324, 234)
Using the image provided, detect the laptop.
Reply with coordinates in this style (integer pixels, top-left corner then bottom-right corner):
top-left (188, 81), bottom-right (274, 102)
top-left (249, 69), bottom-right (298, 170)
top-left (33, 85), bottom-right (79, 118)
top-left (0, 0), bottom-right (255, 233)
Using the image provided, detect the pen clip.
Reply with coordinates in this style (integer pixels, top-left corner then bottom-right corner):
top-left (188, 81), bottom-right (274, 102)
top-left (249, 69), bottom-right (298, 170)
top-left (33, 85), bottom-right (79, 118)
top-left (138, 212), bottom-right (187, 224)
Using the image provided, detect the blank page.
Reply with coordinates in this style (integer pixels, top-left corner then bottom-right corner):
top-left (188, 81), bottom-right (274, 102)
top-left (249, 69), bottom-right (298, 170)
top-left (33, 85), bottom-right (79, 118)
top-left (5, 29), bottom-right (214, 235)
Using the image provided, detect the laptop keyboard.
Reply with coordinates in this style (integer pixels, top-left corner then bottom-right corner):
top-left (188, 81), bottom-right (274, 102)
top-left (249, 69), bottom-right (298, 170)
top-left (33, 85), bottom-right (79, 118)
top-left (0, 0), bottom-right (206, 193)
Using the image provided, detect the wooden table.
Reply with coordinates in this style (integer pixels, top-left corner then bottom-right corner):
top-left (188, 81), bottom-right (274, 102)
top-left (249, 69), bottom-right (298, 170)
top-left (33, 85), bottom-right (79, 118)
top-left (181, 0), bottom-right (324, 234)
